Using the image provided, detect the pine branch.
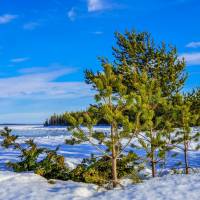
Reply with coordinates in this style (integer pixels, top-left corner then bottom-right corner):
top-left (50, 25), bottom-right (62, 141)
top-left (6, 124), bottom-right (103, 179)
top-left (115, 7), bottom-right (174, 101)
top-left (76, 126), bottom-right (112, 158)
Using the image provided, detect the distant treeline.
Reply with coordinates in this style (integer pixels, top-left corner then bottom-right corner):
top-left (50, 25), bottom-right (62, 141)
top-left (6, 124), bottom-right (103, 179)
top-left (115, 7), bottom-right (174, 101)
top-left (44, 114), bottom-right (68, 126)
top-left (44, 110), bottom-right (109, 126)
top-left (44, 88), bottom-right (199, 127)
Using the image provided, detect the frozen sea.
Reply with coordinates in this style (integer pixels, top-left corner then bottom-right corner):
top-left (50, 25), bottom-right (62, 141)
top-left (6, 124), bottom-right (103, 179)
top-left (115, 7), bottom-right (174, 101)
top-left (0, 125), bottom-right (200, 171)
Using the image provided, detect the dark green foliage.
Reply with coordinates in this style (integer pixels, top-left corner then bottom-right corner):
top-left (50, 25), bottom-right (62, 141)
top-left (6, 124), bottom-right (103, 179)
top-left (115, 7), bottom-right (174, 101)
top-left (44, 113), bottom-right (69, 126)
top-left (0, 128), bottom-right (69, 180)
top-left (66, 60), bottom-right (144, 187)
top-left (35, 148), bottom-right (69, 180)
top-left (65, 137), bottom-right (82, 145)
top-left (0, 127), bottom-right (144, 185)
top-left (65, 30), bottom-right (192, 183)
top-left (171, 94), bottom-right (200, 174)
top-left (109, 30), bottom-right (190, 177)
top-left (128, 71), bottom-right (175, 177)
top-left (113, 30), bottom-right (187, 96)
top-left (45, 110), bottom-right (109, 126)
top-left (68, 152), bottom-right (143, 186)
top-left (184, 88), bottom-right (200, 126)
top-left (7, 139), bottom-right (45, 172)
top-left (0, 127), bottom-right (18, 148)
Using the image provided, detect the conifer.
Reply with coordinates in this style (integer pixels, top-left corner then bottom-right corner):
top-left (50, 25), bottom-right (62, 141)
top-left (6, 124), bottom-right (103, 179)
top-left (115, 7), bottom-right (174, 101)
top-left (184, 88), bottom-right (200, 126)
top-left (65, 61), bottom-right (142, 187)
top-left (113, 30), bottom-right (187, 97)
top-left (172, 94), bottom-right (200, 174)
top-left (111, 30), bottom-right (187, 177)
top-left (130, 71), bottom-right (174, 177)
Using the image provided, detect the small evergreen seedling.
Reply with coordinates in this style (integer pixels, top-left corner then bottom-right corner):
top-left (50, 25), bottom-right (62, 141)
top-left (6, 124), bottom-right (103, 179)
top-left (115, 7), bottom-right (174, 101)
top-left (0, 127), bottom-right (18, 148)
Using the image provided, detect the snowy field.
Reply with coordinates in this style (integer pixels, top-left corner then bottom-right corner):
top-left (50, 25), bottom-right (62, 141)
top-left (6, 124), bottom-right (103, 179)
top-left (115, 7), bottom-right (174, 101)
top-left (0, 171), bottom-right (200, 200)
top-left (0, 125), bottom-right (200, 200)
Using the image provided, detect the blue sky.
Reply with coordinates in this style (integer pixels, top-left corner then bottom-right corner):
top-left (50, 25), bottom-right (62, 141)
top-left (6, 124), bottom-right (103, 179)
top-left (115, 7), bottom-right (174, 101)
top-left (0, 0), bottom-right (200, 123)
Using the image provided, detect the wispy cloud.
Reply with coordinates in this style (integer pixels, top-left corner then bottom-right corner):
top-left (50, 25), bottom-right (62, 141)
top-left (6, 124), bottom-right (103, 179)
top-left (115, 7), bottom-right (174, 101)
top-left (87, 0), bottom-right (112, 12)
top-left (0, 64), bottom-right (92, 123)
top-left (0, 14), bottom-right (18, 24)
top-left (186, 41), bottom-right (200, 48)
top-left (0, 64), bottom-right (91, 99)
top-left (179, 52), bottom-right (200, 65)
top-left (68, 7), bottom-right (76, 21)
top-left (23, 22), bottom-right (40, 30)
top-left (19, 63), bottom-right (74, 74)
top-left (10, 57), bottom-right (29, 64)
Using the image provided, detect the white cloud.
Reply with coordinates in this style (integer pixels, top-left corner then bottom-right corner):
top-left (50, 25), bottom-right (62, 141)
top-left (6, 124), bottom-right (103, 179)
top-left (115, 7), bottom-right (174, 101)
top-left (23, 22), bottom-right (39, 30)
top-left (0, 14), bottom-right (18, 24)
top-left (68, 7), bottom-right (76, 21)
top-left (186, 42), bottom-right (200, 48)
top-left (179, 52), bottom-right (200, 65)
top-left (0, 65), bottom-right (91, 99)
top-left (87, 0), bottom-right (111, 12)
top-left (10, 57), bottom-right (29, 63)
top-left (19, 63), bottom-right (73, 74)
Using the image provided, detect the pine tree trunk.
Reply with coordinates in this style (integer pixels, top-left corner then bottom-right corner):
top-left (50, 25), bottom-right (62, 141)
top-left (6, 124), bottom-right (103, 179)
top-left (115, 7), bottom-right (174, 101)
top-left (151, 160), bottom-right (156, 177)
top-left (151, 130), bottom-right (156, 178)
top-left (151, 152), bottom-right (156, 177)
top-left (111, 124), bottom-right (118, 187)
top-left (112, 156), bottom-right (118, 187)
top-left (184, 140), bottom-right (189, 174)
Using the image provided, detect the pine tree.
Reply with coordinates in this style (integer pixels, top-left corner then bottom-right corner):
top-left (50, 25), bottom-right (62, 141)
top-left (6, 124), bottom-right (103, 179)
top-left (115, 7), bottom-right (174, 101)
top-left (131, 71), bottom-right (174, 177)
top-left (0, 127), bottom-right (18, 148)
top-left (65, 62), bottom-right (142, 187)
top-left (111, 30), bottom-right (187, 177)
top-left (172, 94), bottom-right (200, 174)
top-left (184, 88), bottom-right (200, 126)
top-left (113, 30), bottom-right (187, 96)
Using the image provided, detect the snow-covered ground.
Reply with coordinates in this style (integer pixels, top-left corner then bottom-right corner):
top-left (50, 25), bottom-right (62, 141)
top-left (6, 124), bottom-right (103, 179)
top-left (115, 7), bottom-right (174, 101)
top-left (0, 125), bottom-right (199, 170)
top-left (0, 125), bottom-right (110, 170)
top-left (0, 125), bottom-right (200, 199)
top-left (0, 171), bottom-right (200, 200)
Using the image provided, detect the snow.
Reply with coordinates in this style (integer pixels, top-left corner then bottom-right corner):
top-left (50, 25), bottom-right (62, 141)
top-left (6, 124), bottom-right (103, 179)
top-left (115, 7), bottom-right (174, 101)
top-left (0, 171), bottom-right (200, 200)
top-left (93, 174), bottom-right (200, 200)
top-left (0, 125), bottom-right (200, 199)
top-left (0, 126), bottom-right (109, 171)
top-left (0, 171), bottom-right (97, 200)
